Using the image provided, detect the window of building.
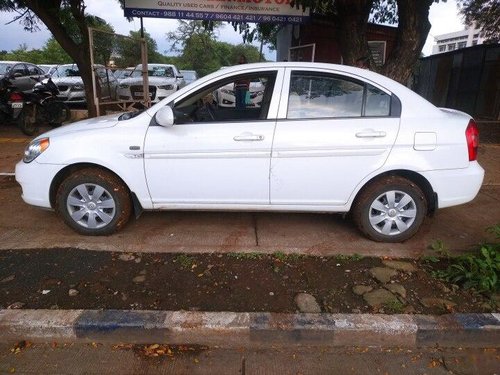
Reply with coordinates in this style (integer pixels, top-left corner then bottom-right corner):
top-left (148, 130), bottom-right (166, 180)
top-left (472, 40), bottom-right (478, 46)
top-left (457, 41), bottom-right (467, 49)
top-left (447, 43), bottom-right (456, 51)
top-left (438, 45), bottom-right (446, 52)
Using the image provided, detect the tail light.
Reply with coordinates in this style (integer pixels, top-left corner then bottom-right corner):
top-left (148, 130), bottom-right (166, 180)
top-left (9, 92), bottom-right (23, 102)
top-left (465, 119), bottom-right (479, 161)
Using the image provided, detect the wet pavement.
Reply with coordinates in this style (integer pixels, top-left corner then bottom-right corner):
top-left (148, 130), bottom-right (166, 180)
top-left (0, 125), bottom-right (499, 258)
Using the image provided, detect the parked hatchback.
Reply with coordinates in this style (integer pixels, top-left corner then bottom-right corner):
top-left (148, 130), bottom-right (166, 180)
top-left (16, 62), bottom-right (484, 242)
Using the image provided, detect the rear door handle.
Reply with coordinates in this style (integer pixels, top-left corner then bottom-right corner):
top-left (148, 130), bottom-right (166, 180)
top-left (356, 130), bottom-right (387, 138)
top-left (233, 134), bottom-right (264, 142)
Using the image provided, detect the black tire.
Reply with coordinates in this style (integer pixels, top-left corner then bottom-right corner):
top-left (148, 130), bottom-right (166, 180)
top-left (56, 168), bottom-right (132, 236)
top-left (17, 106), bottom-right (37, 136)
top-left (352, 176), bottom-right (427, 243)
top-left (46, 100), bottom-right (70, 127)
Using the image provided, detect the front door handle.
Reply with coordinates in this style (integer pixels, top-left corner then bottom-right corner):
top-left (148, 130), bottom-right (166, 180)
top-left (233, 134), bottom-right (264, 142)
top-left (356, 130), bottom-right (387, 138)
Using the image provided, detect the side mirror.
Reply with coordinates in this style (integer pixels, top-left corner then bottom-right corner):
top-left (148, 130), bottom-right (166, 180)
top-left (155, 106), bottom-right (174, 128)
top-left (13, 72), bottom-right (23, 78)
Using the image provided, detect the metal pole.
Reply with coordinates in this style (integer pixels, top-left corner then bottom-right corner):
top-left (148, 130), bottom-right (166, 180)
top-left (88, 27), bottom-right (100, 117)
top-left (140, 17), bottom-right (150, 108)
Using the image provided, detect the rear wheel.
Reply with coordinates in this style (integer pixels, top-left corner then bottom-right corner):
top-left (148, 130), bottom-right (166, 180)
top-left (56, 168), bottom-right (132, 236)
top-left (352, 176), bottom-right (427, 242)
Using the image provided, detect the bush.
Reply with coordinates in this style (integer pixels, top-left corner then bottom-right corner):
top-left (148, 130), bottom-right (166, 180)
top-left (432, 225), bottom-right (500, 295)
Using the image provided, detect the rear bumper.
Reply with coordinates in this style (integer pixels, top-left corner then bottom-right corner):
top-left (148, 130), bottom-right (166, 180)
top-left (421, 162), bottom-right (485, 209)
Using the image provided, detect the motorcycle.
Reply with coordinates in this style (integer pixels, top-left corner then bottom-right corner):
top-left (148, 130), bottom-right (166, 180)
top-left (0, 76), bottom-right (26, 129)
top-left (19, 76), bottom-right (70, 136)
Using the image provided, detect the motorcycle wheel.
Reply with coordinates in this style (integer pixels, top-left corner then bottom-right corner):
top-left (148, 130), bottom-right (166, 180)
top-left (18, 106), bottom-right (38, 136)
top-left (46, 100), bottom-right (70, 127)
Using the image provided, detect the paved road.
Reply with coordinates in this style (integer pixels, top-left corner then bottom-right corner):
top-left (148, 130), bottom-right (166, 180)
top-left (0, 342), bottom-right (498, 374)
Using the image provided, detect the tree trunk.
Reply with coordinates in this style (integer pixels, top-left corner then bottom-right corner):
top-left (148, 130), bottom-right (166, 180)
top-left (333, 0), bottom-right (373, 66)
top-left (23, 0), bottom-right (98, 118)
top-left (381, 0), bottom-right (434, 83)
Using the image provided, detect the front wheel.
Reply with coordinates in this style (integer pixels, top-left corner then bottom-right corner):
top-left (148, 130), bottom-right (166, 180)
top-left (45, 100), bottom-right (70, 127)
top-left (56, 168), bottom-right (132, 236)
top-left (352, 176), bottom-right (427, 242)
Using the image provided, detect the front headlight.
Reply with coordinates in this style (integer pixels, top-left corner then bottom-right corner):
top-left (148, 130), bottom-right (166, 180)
top-left (119, 84), bottom-right (130, 89)
top-left (158, 84), bottom-right (174, 90)
top-left (24, 138), bottom-right (50, 163)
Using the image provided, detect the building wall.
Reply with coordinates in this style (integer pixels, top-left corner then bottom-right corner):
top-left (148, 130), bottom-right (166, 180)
top-left (276, 16), bottom-right (398, 65)
top-left (431, 27), bottom-right (485, 55)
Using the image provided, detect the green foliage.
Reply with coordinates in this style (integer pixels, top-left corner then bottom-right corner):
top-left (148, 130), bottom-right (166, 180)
top-left (336, 254), bottom-right (363, 261)
top-left (227, 252), bottom-right (263, 260)
top-left (383, 299), bottom-right (405, 313)
top-left (0, 39), bottom-right (71, 64)
top-left (429, 239), bottom-right (450, 258)
top-left (431, 226), bottom-right (500, 295)
top-left (166, 20), bottom-right (264, 77)
top-left (457, 0), bottom-right (499, 42)
top-left (174, 254), bottom-right (196, 269)
top-left (113, 29), bottom-right (164, 68)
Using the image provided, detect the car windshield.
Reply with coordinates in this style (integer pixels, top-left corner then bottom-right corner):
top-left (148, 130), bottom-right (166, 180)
top-left (131, 66), bottom-right (175, 78)
top-left (182, 71), bottom-right (197, 80)
top-left (0, 63), bottom-right (13, 75)
top-left (53, 65), bottom-right (80, 77)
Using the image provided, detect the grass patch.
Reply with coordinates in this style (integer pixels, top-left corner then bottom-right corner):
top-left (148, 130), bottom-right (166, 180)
top-left (174, 254), bottom-right (196, 269)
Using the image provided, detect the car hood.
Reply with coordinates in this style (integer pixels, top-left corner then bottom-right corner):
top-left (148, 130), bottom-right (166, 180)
top-left (34, 113), bottom-right (122, 140)
top-left (120, 76), bottom-right (177, 86)
top-left (52, 76), bottom-right (83, 85)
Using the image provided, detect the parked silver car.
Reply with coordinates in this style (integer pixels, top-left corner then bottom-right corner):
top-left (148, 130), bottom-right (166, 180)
top-left (49, 64), bottom-right (118, 105)
top-left (0, 61), bottom-right (47, 92)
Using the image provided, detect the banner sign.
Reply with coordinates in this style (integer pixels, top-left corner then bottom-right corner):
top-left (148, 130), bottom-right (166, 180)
top-left (124, 0), bottom-right (310, 24)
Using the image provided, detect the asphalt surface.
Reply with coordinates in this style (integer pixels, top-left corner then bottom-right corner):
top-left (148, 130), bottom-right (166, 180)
top-left (1, 343), bottom-right (499, 375)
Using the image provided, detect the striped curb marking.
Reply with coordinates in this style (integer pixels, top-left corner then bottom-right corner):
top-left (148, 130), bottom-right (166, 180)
top-left (0, 310), bottom-right (498, 348)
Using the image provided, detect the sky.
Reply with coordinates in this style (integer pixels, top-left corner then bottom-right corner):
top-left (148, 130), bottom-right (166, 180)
top-left (0, 0), bottom-right (466, 59)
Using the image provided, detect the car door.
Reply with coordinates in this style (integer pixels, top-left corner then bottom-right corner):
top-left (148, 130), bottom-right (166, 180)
top-left (26, 64), bottom-right (46, 87)
top-left (143, 68), bottom-right (284, 207)
top-left (270, 68), bottom-right (401, 207)
top-left (9, 63), bottom-right (31, 92)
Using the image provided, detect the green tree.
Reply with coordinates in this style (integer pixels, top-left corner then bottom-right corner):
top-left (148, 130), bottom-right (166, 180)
top-left (113, 29), bottom-right (163, 68)
top-left (0, 0), bottom-right (114, 117)
top-left (457, 0), bottom-right (499, 42)
top-left (41, 38), bottom-right (72, 64)
top-left (237, 0), bottom-right (439, 83)
top-left (167, 20), bottom-right (264, 76)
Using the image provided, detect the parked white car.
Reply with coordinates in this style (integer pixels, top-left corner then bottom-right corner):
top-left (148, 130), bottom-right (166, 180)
top-left (117, 64), bottom-right (185, 103)
top-left (215, 78), bottom-right (265, 108)
top-left (49, 64), bottom-right (118, 104)
top-left (16, 62), bottom-right (484, 242)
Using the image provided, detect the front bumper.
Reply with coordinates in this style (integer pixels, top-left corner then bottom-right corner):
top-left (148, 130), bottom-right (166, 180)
top-left (15, 160), bottom-right (65, 209)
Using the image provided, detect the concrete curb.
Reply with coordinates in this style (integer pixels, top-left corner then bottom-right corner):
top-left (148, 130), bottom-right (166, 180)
top-left (0, 310), bottom-right (499, 348)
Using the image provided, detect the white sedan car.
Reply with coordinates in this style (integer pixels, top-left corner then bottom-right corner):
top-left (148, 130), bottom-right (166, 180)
top-left (16, 62), bottom-right (484, 242)
top-left (117, 64), bottom-right (185, 103)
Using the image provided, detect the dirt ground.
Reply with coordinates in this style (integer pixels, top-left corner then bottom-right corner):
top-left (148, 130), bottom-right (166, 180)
top-left (0, 248), bottom-right (497, 315)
